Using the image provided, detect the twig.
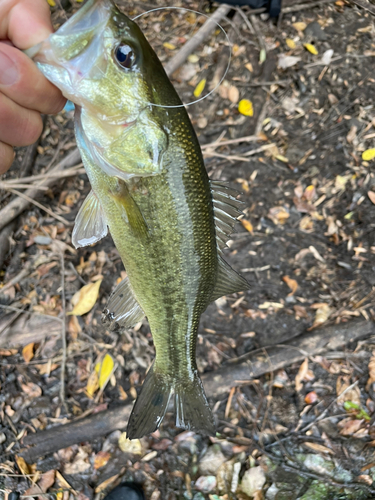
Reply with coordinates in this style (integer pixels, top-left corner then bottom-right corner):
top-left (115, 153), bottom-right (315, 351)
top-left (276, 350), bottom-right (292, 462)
top-left (1, 166), bottom-right (84, 185)
top-left (59, 249), bottom-right (68, 412)
top-left (201, 135), bottom-right (259, 149)
top-left (6, 187), bottom-right (71, 226)
top-left (0, 220), bottom-right (16, 271)
top-left (346, 0), bottom-right (375, 15)
top-left (0, 148), bottom-right (81, 232)
top-left (282, 0), bottom-right (337, 13)
top-left (164, 4), bottom-right (232, 76)
top-left (0, 261), bottom-right (32, 296)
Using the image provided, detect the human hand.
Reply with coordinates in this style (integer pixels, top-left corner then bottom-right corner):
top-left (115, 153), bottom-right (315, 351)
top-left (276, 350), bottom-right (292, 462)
top-left (0, 0), bottom-right (66, 174)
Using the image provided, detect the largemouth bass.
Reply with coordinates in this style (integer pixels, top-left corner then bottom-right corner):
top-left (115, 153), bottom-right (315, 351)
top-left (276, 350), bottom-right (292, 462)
top-left (29, 0), bottom-right (249, 438)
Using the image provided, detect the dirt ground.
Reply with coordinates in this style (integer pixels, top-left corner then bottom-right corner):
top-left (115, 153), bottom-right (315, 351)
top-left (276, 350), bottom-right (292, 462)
top-left (1, 0), bottom-right (375, 499)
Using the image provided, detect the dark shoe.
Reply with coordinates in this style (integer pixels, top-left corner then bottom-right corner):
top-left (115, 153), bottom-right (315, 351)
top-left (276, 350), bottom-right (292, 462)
top-left (102, 483), bottom-right (145, 500)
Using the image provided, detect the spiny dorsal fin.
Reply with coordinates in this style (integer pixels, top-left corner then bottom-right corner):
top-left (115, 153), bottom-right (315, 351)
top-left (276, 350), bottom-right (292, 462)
top-left (210, 255), bottom-right (249, 302)
top-left (210, 181), bottom-right (244, 250)
top-left (72, 190), bottom-right (108, 249)
top-left (102, 276), bottom-right (144, 330)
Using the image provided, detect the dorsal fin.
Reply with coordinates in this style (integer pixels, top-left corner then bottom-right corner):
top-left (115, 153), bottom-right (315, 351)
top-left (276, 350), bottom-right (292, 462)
top-left (210, 255), bottom-right (249, 302)
top-left (210, 181), bottom-right (244, 251)
top-left (102, 276), bottom-right (145, 330)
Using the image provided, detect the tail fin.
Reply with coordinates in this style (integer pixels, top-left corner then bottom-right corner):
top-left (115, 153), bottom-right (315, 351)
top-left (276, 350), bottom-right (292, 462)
top-left (174, 372), bottom-right (216, 436)
top-left (127, 368), bottom-right (215, 439)
top-left (127, 365), bottom-right (173, 439)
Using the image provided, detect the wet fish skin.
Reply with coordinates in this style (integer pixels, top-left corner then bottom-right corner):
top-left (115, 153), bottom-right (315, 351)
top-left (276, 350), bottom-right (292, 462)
top-left (30, 0), bottom-right (249, 438)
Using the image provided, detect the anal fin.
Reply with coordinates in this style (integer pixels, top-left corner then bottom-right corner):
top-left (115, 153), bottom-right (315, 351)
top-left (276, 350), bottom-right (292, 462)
top-left (211, 255), bottom-right (249, 302)
top-left (72, 190), bottom-right (108, 249)
top-left (102, 276), bottom-right (144, 330)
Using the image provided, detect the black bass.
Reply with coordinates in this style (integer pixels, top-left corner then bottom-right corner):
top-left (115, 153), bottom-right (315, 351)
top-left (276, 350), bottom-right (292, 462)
top-left (28, 0), bottom-right (249, 438)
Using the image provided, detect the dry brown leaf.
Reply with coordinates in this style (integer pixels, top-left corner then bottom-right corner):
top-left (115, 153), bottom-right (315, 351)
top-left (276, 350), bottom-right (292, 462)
top-left (282, 275), bottom-right (298, 296)
top-left (295, 358), bottom-right (308, 392)
top-left (86, 370), bottom-right (99, 398)
top-left (22, 343), bottom-right (34, 363)
top-left (94, 451), bottom-right (111, 470)
top-left (337, 376), bottom-right (361, 405)
top-left (56, 470), bottom-right (77, 495)
top-left (368, 191), bottom-right (375, 205)
top-left (309, 304), bottom-right (331, 330)
top-left (95, 474), bottom-right (120, 493)
top-left (21, 382), bottom-right (42, 398)
top-left (25, 470), bottom-right (55, 500)
top-left (0, 348), bottom-right (17, 356)
top-left (68, 315), bottom-right (82, 339)
top-left (118, 432), bottom-right (142, 454)
top-left (268, 206), bottom-right (290, 225)
top-left (338, 418), bottom-right (365, 436)
top-left (228, 85), bottom-right (240, 104)
top-left (35, 363), bottom-right (59, 375)
top-left (303, 442), bottom-right (334, 455)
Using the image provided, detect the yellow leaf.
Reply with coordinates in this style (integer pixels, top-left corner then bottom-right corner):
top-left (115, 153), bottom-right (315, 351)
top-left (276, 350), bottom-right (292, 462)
top-left (163, 42), bottom-right (176, 50)
top-left (245, 62), bottom-right (253, 72)
top-left (362, 148), bottom-right (375, 161)
top-left (293, 22), bottom-right (307, 31)
top-left (187, 54), bottom-right (199, 63)
top-left (68, 279), bottom-right (102, 316)
top-left (47, 0), bottom-right (56, 6)
top-left (368, 191), bottom-right (375, 205)
top-left (304, 43), bottom-right (318, 55)
top-left (282, 275), bottom-right (298, 296)
top-left (193, 78), bottom-right (206, 98)
top-left (56, 491), bottom-right (64, 500)
top-left (15, 455), bottom-right (31, 475)
top-left (241, 219), bottom-right (253, 233)
top-left (286, 38), bottom-right (296, 49)
top-left (86, 370), bottom-right (99, 398)
top-left (22, 343), bottom-right (34, 363)
top-left (95, 353), bottom-right (114, 389)
top-left (275, 154), bottom-right (289, 163)
top-left (238, 99), bottom-right (253, 117)
top-left (118, 432), bottom-right (143, 454)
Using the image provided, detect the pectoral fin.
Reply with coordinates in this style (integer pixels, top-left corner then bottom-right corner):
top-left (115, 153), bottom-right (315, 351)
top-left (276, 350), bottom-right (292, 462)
top-left (102, 276), bottom-right (145, 330)
top-left (72, 190), bottom-right (108, 248)
top-left (210, 255), bottom-right (249, 302)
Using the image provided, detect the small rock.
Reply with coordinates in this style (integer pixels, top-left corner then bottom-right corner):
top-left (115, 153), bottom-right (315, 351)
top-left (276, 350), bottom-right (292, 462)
top-left (194, 475), bottom-right (216, 493)
top-left (240, 466), bottom-right (266, 497)
top-left (304, 21), bottom-right (327, 41)
top-left (198, 445), bottom-right (226, 475)
top-left (0, 433), bottom-right (6, 444)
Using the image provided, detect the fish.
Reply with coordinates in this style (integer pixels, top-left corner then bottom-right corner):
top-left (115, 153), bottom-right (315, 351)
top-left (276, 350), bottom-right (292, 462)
top-left (28, 0), bottom-right (249, 438)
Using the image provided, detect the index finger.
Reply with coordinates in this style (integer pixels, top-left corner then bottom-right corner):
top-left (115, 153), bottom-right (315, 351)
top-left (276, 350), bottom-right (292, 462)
top-left (0, 0), bottom-right (53, 48)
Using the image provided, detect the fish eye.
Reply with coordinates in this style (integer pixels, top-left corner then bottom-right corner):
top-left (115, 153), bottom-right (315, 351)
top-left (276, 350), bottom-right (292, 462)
top-left (114, 43), bottom-right (136, 70)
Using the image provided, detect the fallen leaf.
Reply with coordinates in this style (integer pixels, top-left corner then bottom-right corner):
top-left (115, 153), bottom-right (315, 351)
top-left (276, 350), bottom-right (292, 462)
top-left (68, 279), bottom-right (102, 316)
top-left (278, 54), bottom-right (301, 69)
top-left (86, 370), bottom-right (99, 398)
top-left (25, 470), bottom-right (56, 500)
top-left (367, 351), bottom-right (375, 390)
top-left (22, 343), bottom-right (34, 363)
top-left (194, 79), bottom-right (206, 98)
top-left (118, 432), bottom-right (143, 454)
top-left (368, 192), bottom-right (375, 205)
top-left (321, 49), bottom-right (334, 65)
top-left (35, 363), bottom-right (59, 375)
top-left (292, 22), bottom-right (307, 31)
top-left (282, 275), bottom-right (298, 296)
top-left (268, 206), bottom-right (290, 225)
top-left (303, 442), bottom-right (334, 455)
top-left (163, 42), bottom-right (176, 50)
top-left (245, 62), bottom-right (253, 72)
top-left (309, 304), bottom-right (331, 329)
top-left (21, 382), bottom-right (42, 398)
top-left (238, 99), bottom-right (253, 117)
top-left (16, 455), bottom-right (31, 475)
top-left (64, 448), bottom-right (90, 474)
top-left (286, 38), bottom-right (296, 49)
top-left (258, 301), bottom-right (284, 309)
top-left (95, 353), bottom-right (115, 389)
top-left (94, 451), bottom-right (111, 470)
top-left (362, 149), bottom-right (375, 161)
top-left (228, 85), bottom-right (240, 104)
top-left (295, 358), bottom-right (308, 392)
top-left (47, 0), bottom-right (56, 5)
top-left (0, 348), bottom-right (17, 356)
top-left (95, 474), bottom-right (120, 493)
top-left (187, 54), bottom-right (199, 63)
top-left (304, 43), bottom-right (318, 55)
top-left (337, 376), bottom-right (361, 405)
top-left (338, 418), bottom-right (365, 436)
top-left (241, 219), bottom-right (253, 233)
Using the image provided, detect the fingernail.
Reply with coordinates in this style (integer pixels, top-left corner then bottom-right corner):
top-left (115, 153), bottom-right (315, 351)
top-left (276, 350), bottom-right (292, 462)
top-left (0, 49), bottom-right (18, 85)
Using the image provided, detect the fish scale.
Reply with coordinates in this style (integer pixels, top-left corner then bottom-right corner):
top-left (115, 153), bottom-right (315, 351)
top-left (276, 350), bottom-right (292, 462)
top-left (28, 0), bottom-right (249, 438)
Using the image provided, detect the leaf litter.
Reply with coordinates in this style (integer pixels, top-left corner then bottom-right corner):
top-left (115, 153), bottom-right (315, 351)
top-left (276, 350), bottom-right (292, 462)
top-left (1, 0), bottom-right (375, 499)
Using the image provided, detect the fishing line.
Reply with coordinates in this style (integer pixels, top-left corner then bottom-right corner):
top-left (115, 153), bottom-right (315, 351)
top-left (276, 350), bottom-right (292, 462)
top-left (132, 6), bottom-right (232, 109)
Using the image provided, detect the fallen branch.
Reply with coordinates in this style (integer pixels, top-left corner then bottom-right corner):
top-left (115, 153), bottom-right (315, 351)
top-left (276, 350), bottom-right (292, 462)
top-left (0, 148), bottom-right (81, 232)
top-left (20, 319), bottom-right (374, 461)
top-left (164, 4), bottom-right (232, 77)
top-left (0, 221), bottom-right (16, 272)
